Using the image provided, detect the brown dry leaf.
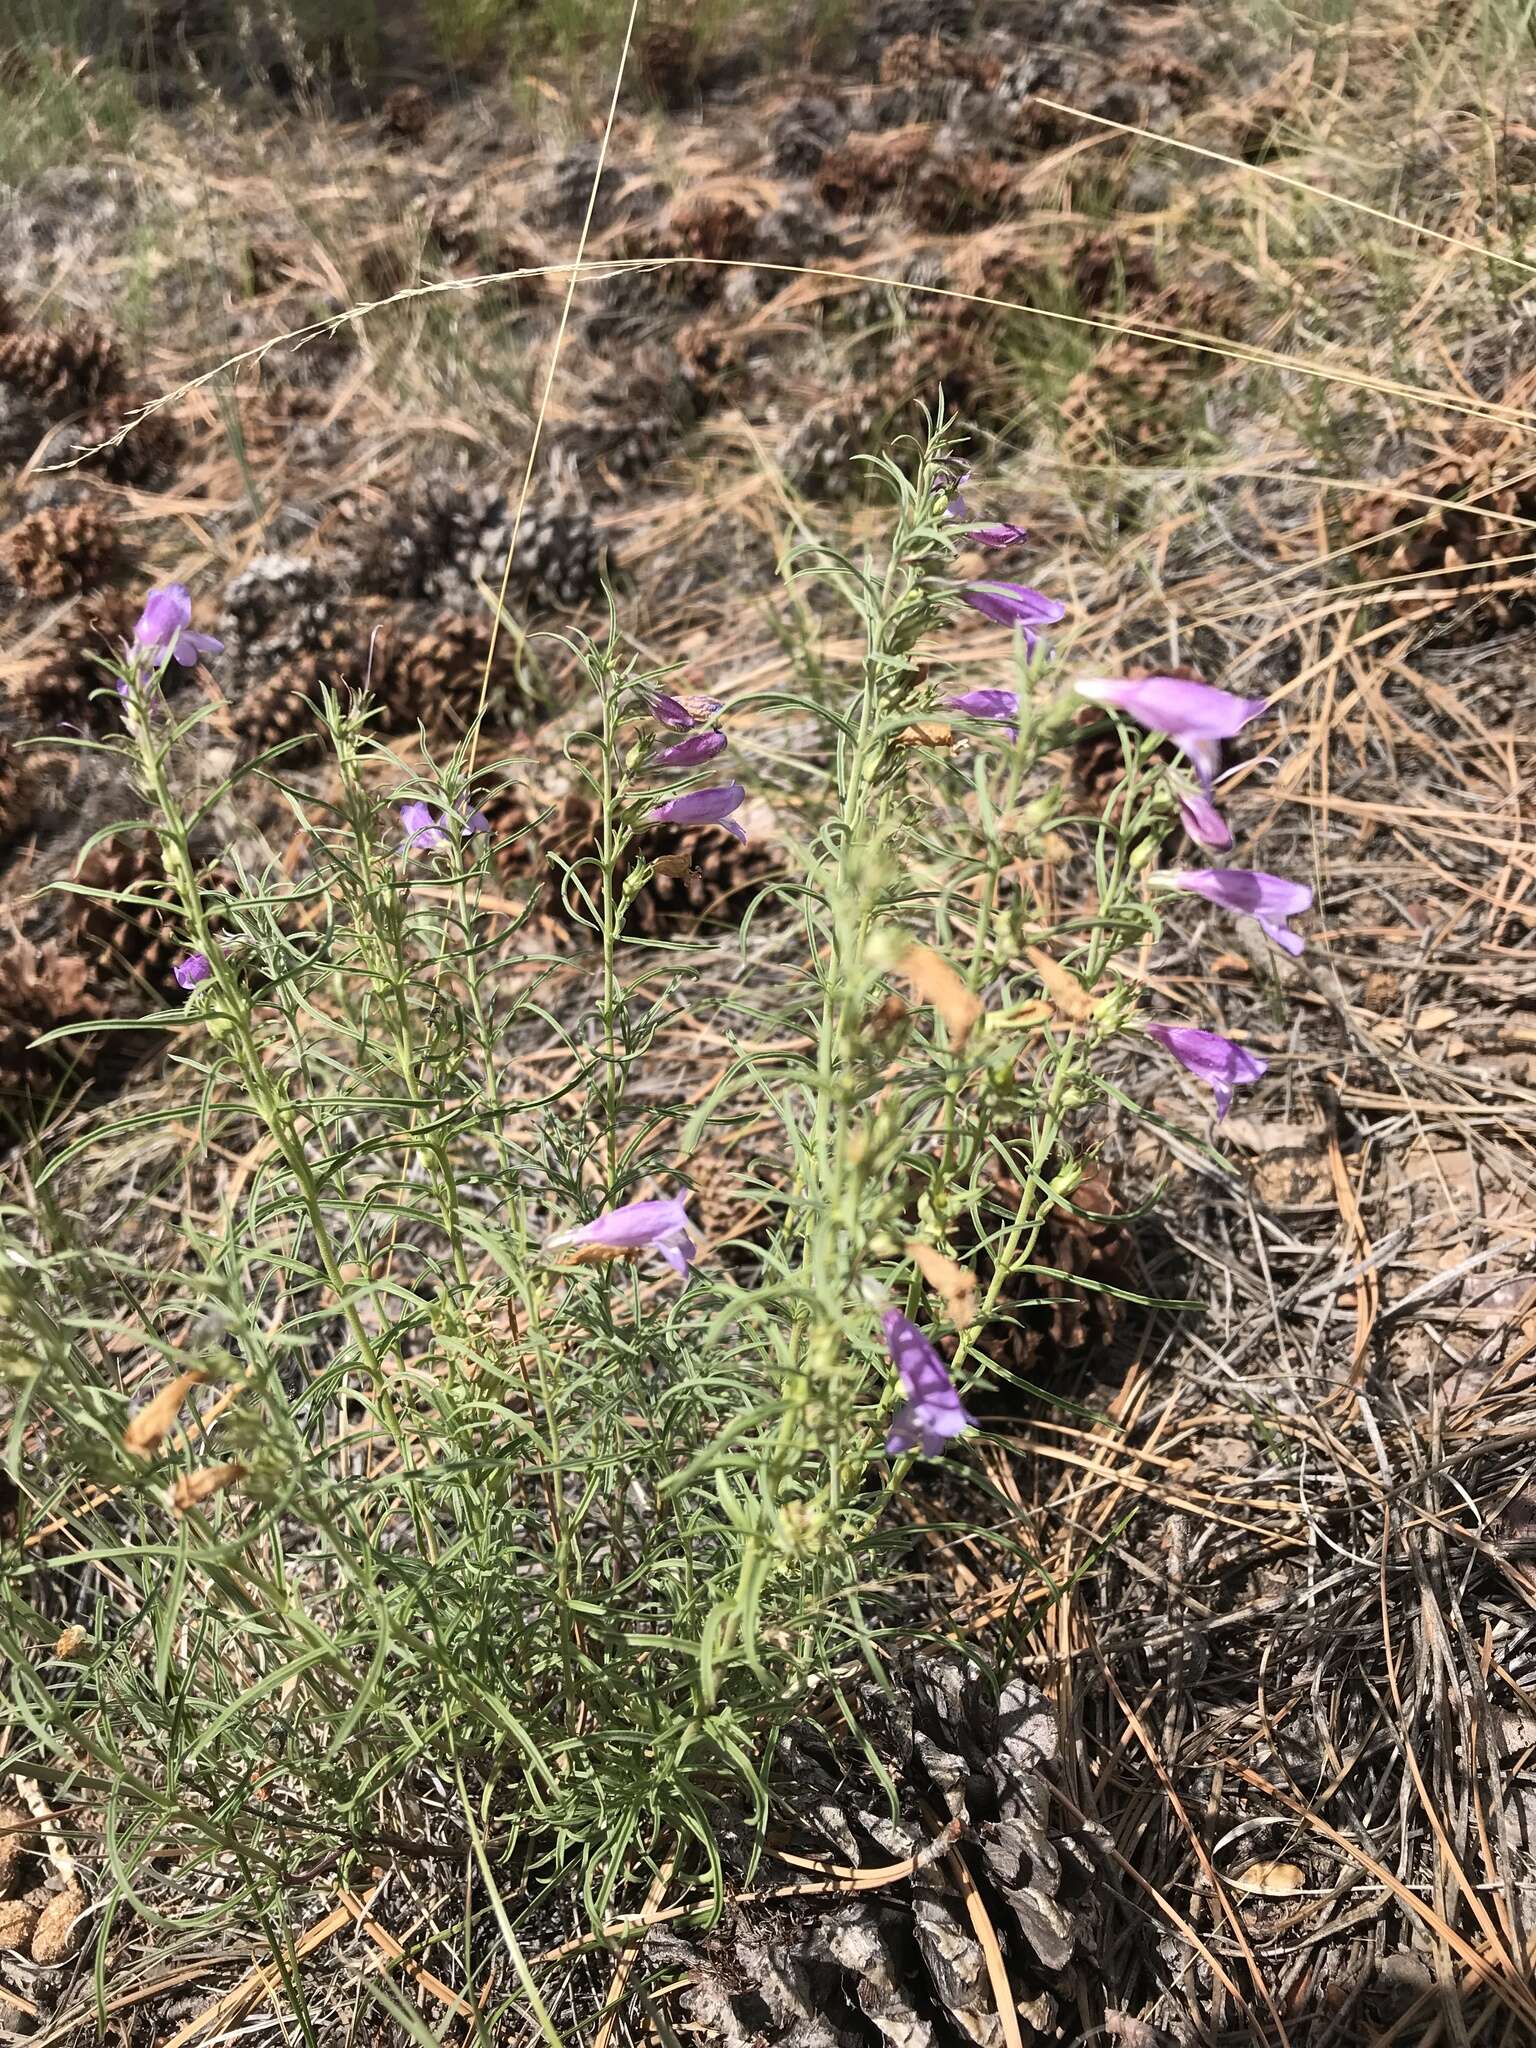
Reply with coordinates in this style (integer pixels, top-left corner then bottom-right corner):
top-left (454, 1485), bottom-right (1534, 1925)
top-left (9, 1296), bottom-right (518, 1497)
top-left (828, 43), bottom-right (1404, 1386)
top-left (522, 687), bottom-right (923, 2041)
top-left (1417, 1003), bottom-right (1457, 1031)
top-left (169, 1461), bottom-right (246, 1514)
top-left (906, 1241), bottom-right (978, 1328)
top-left (1024, 945), bottom-right (1098, 1023)
top-left (1231, 1859), bottom-right (1304, 1896)
top-left (865, 993), bottom-right (910, 1041)
top-left (899, 943), bottom-right (981, 1048)
top-left (122, 1369), bottom-right (207, 1459)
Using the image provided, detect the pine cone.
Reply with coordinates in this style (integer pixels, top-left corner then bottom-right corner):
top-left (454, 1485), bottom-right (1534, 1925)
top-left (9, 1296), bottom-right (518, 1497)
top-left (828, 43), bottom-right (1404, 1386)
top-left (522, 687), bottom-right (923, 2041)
top-left (1070, 229), bottom-right (1161, 309)
top-left (374, 612), bottom-right (530, 740)
top-left (967, 1156), bottom-right (1134, 1374)
top-left (786, 391), bottom-right (919, 500)
top-left (489, 787), bottom-right (780, 942)
top-left (768, 94), bottom-right (847, 176)
top-left (222, 554), bottom-right (339, 666)
top-left (356, 480), bottom-right (609, 610)
top-left (507, 498), bottom-right (607, 607)
top-left (559, 374), bottom-right (689, 490)
top-left (1350, 429), bottom-right (1536, 641)
top-left (660, 1651), bottom-right (1103, 2048)
top-left (0, 737), bottom-right (80, 853)
top-left (870, 0), bottom-right (974, 41)
top-left (667, 193), bottom-right (756, 264)
top-left (637, 19), bottom-right (698, 107)
top-left (0, 325), bottom-right (122, 411)
top-left (814, 126), bottom-right (934, 212)
top-left (7, 591), bottom-right (138, 729)
top-left (1059, 336), bottom-right (1205, 463)
top-left (63, 839), bottom-right (183, 994)
top-left (0, 387), bottom-right (42, 470)
top-left (232, 652), bottom-right (333, 763)
top-left (0, 924), bottom-right (107, 1104)
top-left (42, 403), bottom-right (184, 490)
top-left (379, 83), bottom-right (432, 141)
top-left (1, 504), bottom-right (122, 601)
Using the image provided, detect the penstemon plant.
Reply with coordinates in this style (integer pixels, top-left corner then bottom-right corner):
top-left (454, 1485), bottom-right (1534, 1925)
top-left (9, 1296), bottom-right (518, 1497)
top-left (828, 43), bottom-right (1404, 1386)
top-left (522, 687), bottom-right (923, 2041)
top-left (0, 416), bottom-right (1308, 1991)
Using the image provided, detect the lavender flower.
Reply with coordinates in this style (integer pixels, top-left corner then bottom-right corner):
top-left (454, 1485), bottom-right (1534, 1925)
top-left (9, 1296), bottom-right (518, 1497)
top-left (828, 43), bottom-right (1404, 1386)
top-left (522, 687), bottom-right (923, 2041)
top-left (400, 800), bottom-right (490, 855)
top-left (652, 692), bottom-right (724, 730)
top-left (961, 582), bottom-right (1067, 650)
top-left (1156, 867), bottom-right (1313, 957)
top-left (882, 1310), bottom-right (976, 1457)
top-left (656, 729), bottom-right (728, 768)
top-left (132, 585), bottom-right (224, 670)
top-left (547, 1194), bottom-right (697, 1281)
top-left (174, 951), bottom-right (212, 991)
top-left (939, 465), bottom-right (972, 518)
top-left (947, 688), bottom-right (1018, 723)
top-left (1075, 675), bottom-right (1269, 790)
top-left (1169, 777), bottom-right (1233, 852)
top-left (1145, 1021), bottom-right (1267, 1120)
top-left (965, 522), bottom-right (1030, 548)
top-left (647, 781), bottom-right (747, 843)
top-left (947, 687), bottom-right (1019, 740)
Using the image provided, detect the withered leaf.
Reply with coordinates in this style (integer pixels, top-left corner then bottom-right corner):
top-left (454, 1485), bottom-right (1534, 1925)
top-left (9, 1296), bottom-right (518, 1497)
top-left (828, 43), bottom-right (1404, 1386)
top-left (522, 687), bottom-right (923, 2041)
top-left (1024, 944), bottom-right (1098, 1023)
top-left (906, 1241), bottom-right (978, 1329)
top-left (169, 1461), bottom-right (245, 1514)
top-left (123, 1369), bottom-right (207, 1459)
top-left (899, 943), bottom-right (981, 1049)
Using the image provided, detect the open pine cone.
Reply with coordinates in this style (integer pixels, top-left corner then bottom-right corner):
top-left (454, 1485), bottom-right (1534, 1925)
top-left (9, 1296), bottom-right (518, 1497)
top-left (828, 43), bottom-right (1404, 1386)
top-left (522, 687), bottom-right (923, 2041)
top-left (657, 1651), bottom-right (1104, 2048)
top-left (488, 786), bottom-right (781, 945)
top-left (52, 402), bottom-right (186, 490)
top-left (637, 18), bottom-right (699, 106)
top-left (0, 924), bottom-right (108, 1104)
top-left (955, 1156), bottom-right (1134, 1377)
top-left (1350, 427), bottom-right (1536, 642)
top-left (6, 591), bottom-right (138, 730)
top-left (2, 505), bottom-right (123, 602)
top-left (815, 126), bottom-right (935, 213)
top-left (0, 324), bottom-right (122, 411)
top-left (62, 839), bottom-right (184, 996)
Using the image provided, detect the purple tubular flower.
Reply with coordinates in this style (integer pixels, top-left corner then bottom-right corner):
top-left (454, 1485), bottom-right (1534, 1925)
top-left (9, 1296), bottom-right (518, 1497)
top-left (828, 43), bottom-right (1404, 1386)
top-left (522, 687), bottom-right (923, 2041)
top-left (547, 1194), bottom-right (697, 1281)
top-left (400, 800), bottom-right (451, 853)
top-left (174, 951), bottom-right (212, 992)
top-left (656, 729), bottom-right (728, 768)
top-left (961, 582), bottom-right (1067, 650)
top-left (1075, 675), bottom-right (1269, 790)
top-left (965, 522), bottom-right (1030, 548)
top-left (1157, 867), bottom-right (1313, 957)
top-left (1170, 777), bottom-right (1233, 852)
top-left (400, 799), bottom-right (489, 854)
top-left (647, 780), bottom-right (747, 844)
top-left (947, 688), bottom-right (1019, 723)
top-left (652, 691), bottom-right (724, 730)
top-left (133, 584), bottom-right (224, 669)
top-left (1146, 1021), bottom-right (1267, 1121)
top-left (882, 1310), bottom-right (976, 1458)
